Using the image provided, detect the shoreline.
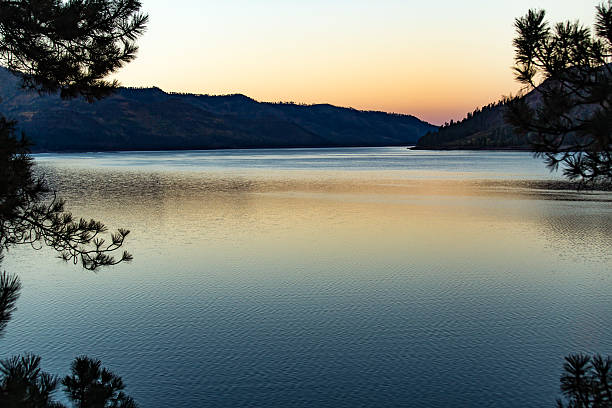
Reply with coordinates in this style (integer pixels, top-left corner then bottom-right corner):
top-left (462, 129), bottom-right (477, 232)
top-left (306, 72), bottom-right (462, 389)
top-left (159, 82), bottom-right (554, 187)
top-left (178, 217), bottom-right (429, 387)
top-left (410, 146), bottom-right (533, 152)
top-left (30, 144), bottom-right (539, 154)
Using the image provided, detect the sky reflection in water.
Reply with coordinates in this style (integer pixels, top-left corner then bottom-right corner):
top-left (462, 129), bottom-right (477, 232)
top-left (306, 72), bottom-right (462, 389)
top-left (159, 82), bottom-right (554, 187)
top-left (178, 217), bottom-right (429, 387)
top-left (2, 148), bottom-right (611, 407)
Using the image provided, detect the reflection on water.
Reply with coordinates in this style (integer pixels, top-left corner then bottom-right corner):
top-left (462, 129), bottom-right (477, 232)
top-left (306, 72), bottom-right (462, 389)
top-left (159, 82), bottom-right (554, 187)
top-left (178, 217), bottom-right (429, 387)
top-left (34, 147), bottom-right (556, 177)
top-left (2, 148), bottom-right (612, 408)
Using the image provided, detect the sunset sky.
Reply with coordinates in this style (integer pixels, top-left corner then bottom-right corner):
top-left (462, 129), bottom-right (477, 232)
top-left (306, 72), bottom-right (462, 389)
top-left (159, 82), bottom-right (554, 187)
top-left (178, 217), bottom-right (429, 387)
top-left (114, 0), bottom-right (599, 125)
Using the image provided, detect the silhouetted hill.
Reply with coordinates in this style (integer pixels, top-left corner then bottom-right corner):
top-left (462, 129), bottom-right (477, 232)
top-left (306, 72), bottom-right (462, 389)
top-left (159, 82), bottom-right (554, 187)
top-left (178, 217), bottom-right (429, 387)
top-left (414, 82), bottom-right (565, 150)
top-left (0, 68), bottom-right (436, 152)
top-left (416, 77), bottom-right (599, 150)
top-left (415, 97), bottom-right (532, 150)
top-left (413, 74), bottom-right (600, 151)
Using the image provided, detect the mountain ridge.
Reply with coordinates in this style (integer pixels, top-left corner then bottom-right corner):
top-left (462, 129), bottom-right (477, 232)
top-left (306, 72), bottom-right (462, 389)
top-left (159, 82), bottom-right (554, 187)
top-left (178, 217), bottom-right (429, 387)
top-left (0, 68), bottom-right (437, 152)
top-left (414, 98), bottom-right (528, 150)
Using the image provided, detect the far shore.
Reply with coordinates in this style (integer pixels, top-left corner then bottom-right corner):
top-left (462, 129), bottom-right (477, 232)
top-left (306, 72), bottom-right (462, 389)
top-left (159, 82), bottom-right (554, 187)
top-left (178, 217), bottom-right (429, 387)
top-left (410, 146), bottom-right (532, 151)
top-left (30, 144), bottom-right (537, 154)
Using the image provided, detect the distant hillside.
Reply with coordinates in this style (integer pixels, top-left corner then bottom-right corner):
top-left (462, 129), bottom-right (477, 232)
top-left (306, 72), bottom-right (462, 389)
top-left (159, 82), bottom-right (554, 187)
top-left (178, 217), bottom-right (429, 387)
top-left (415, 78), bottom-right (600, 150)
top-left (0, 68), bottom-right (436, 152)
top-left (415, 98), bottom-right (530, 150)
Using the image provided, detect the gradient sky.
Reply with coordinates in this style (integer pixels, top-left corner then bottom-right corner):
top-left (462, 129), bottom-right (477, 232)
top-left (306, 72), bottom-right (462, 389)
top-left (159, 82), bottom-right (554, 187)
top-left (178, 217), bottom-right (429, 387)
top-left (113, 1), bottom-right (599, 125)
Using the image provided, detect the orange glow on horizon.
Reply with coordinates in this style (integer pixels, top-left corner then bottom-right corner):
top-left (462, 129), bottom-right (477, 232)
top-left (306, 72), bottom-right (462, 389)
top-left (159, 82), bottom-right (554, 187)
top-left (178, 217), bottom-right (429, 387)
top-left (112, 0), bottom-right (597, 125)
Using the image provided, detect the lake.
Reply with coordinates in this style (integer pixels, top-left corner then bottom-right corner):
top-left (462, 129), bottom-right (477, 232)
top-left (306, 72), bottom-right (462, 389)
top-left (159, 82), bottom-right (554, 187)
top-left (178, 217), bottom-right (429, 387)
top-left (2, 147), bottom-right (611, 407)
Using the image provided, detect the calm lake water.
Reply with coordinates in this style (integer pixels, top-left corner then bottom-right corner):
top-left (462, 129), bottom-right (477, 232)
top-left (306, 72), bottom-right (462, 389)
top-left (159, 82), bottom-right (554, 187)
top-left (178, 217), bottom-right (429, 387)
top-left (2, 147), bottom-right (611, 407)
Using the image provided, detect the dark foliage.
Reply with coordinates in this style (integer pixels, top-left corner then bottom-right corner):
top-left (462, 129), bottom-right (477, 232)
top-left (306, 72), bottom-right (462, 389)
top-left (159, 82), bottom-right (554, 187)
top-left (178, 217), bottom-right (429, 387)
top-left (0, 270), bottom-right (20, 336)
top-left (0, 0), bottom-right (147, 269)
top-left (0, 0), bottom-right (148, 101)
top-left (557, 354), bottom-right (612, 408)
top-left (0, 1), bottom-right (147, 406)
top-left (0, 354), bottom-right (63, 408)
top-left (506, 3), bottom-right (612, 185)
top-left (0, 113), bottom-right (132, 271)
top-left (0, 355), bottom-right (138, 408)
top-left (63, 357), bottom-right (137, 408)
